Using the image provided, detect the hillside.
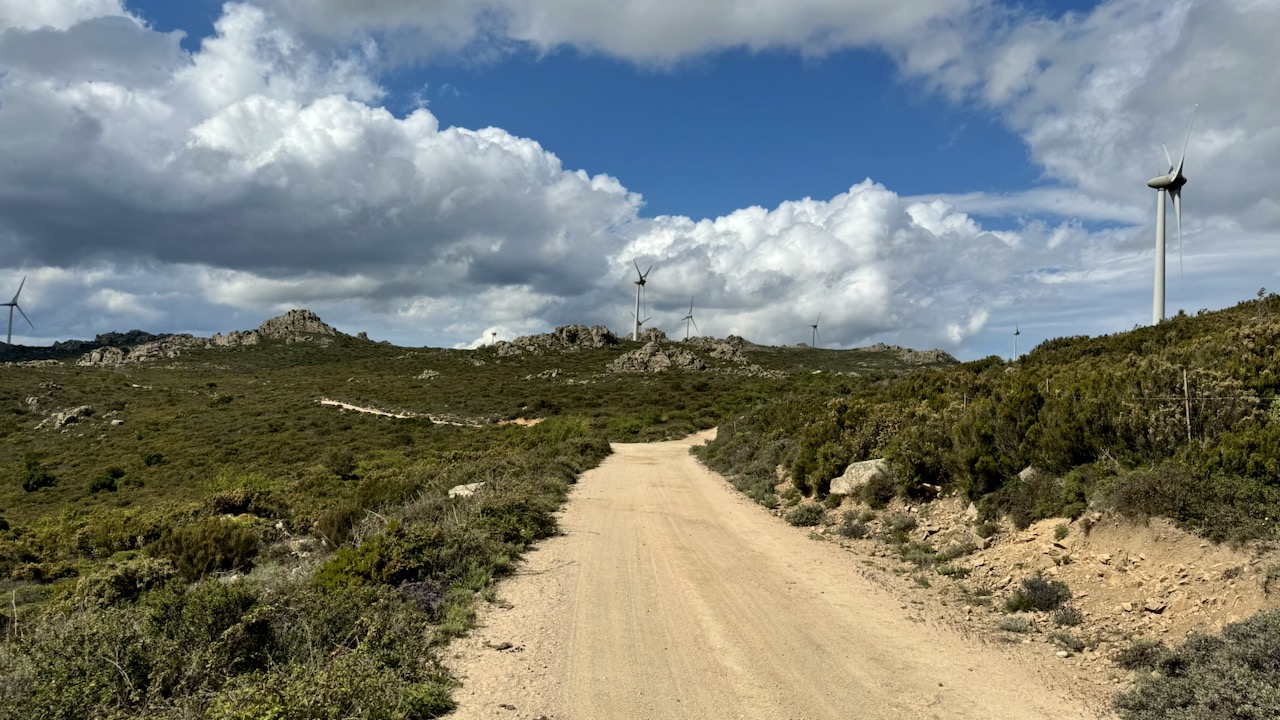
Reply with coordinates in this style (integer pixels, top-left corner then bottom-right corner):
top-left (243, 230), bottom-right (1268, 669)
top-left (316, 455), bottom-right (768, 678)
top-left (695, 294), bottom-right (1280, 719)
top-left (0, 310), bottom-right (949, 718)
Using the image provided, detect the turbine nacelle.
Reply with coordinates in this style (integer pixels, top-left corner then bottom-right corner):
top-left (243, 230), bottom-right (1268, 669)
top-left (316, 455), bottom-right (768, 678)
top-left (1146, 173), bottom-right (1187, 190)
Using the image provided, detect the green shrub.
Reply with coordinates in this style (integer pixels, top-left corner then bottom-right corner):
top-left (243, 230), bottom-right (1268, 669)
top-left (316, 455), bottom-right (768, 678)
top-left (1114, 609), bottom-right (1280, 719)
top-left (73, 556), bottom-right (177, 608)
top-left (1113, 638), bottom-right (1168, 671)
top-left (974, 520), bottom-right (1001, 538)
top-left (316, 499), bottom-right (362, 547)
top-left (1052, 604), bottom-right (1084, 627)
top-left (89, 466), bottom-right (126, 493)
top-left (786, 504), bottom-right (825, 527)
top-left (148, 518), bottom-right (260, 582)
top-left (835, 513), bottom-right (869, 539)
top-left (1004, 576), bottom-right (1071, 613)
top-left (859, 470), bottom-right (896, 509)
top-left (998, 614), bottom-right (1033, 633)
top-left (1050, 631), bottom-right (1085, 653)
top-left (885, 509), bottom-right (916, 532)
top-left (205, 487), bottom-right (286, 519)
top-left (21, 453), bottom-right (55, 492)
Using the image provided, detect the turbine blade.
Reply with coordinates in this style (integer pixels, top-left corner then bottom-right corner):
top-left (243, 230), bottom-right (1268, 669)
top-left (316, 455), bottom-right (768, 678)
top-left (691, 317), bottom-right (699, 333)
top-left (1175, 104), bottom-right (1197, 177)
top-left (10, 275), bottom-right (25, 304)
top-left (1173, 188), bottom-right (1184, 288)
top-left (16, 304), bottom-right (32, 330)
top-left (644, 264), bottom-right (653, 278)
top-left (1162, 143), bottom-right (1173, 173)
top-left (688, 297), bottom-right (695, 314)
top-left (816, 311), bottom-right (821, 325)
top-left (633, 259), bottom-right (641, 276)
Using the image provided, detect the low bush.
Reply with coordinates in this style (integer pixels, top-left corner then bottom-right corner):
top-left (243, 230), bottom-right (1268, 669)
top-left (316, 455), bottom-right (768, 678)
top-left (998, 614), bottom-right (1033, 633)
top-left (1113, 638), bottom-right (1168, 671)
top-left (785, 504), bottom-right (825, 527)
top-left (73, 556), bottom-right (177, 608)
top-left (835, 517), bottom-right (869, 539)
top-left (89, 467), bottom-right (125, 494)
top-left (859, 471), bottom-right (896, 509)
top-left (1004, 576), bottom-right (1071, 613)
top-left (148, 518), bottom-right (260, 582)
top-left (21, 453), bottom-right (55, 492)
top-left (1114, 609), bottom-right (1280, 719)
top-left (1050, 631), bottom-right (1085, 652)
top-left (1052, 604), bottom-right (1084, 627)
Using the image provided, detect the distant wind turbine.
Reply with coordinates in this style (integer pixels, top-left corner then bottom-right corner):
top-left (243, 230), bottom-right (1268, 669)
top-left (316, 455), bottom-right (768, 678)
top-left (1148, 105), bottom-right (1196, 324)
top-left (810, 312), bottom-right (821, 347)
top-left (1013, 321), bottom-right (1021, 359)
top-left (490, 331), bottom-right (497, 346)
top-left (631, 260), bottom-right (652, 341)
top-left (681, 298), bottom-right (699, 341)
top-left (2, 276), bottom-right (33, 345)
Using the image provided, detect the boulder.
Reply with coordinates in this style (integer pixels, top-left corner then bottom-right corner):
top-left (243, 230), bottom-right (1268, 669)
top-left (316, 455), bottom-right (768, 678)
top-left (38, 405), bottom-right (94, 429)
top-left (448, 482), bottom-right (485, 498)
top-left (607, 341), bottom-right (708, 373)
top-left (830, 458), bottom-right (891, 496)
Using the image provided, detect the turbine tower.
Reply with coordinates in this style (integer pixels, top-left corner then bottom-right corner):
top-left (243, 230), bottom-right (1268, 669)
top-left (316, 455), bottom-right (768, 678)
top-left (810, 312), bottom-right (821, 347)
top-left (681, 298), bottom-right (699, 341)
top-left (2, 276), bottom-right (33, 345)
top-left (1148, 106), bottom-right (1196, 325)
top-left (631, 260), bottom-right (652, 341)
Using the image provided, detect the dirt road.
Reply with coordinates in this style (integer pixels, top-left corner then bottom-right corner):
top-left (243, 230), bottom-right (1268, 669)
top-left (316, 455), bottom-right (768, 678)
top-left (446, 431), bottom-right (1107, 719)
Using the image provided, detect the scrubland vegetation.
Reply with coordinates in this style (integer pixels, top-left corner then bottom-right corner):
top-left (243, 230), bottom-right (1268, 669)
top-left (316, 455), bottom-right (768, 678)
top-left (694, 294), bottom-right (1280, 719)
top-left (5, 294), bottom-right (1280, 718)
top-left (1, 326), bottom-right (921, 717)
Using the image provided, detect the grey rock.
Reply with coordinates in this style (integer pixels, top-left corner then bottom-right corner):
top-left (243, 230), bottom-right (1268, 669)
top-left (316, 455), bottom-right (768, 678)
top-left (448, 482), bottom-right (485, 498)
top-left (830, 458), bottom-right (891, 496)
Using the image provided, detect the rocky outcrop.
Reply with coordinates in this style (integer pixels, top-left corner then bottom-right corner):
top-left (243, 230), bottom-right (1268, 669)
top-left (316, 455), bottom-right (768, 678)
top-left (38, 405), bottom-right (94, 430)
top-left (863, 342), bottom-right (957, 366)
top-left (608, 341), bottom-right (708, 373)
top-left (78, 310), bottom-right (341, 366)
top-left (504, 325), bottom-right (619, 355)
top-left (830, 458), bottom-right (892, 496)
top-left (257, 309), bottom-right (337, 339)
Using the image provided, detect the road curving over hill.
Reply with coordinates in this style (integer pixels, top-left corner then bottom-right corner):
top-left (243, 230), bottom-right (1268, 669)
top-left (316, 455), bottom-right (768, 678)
top-left (446, 431), bottom-right (1108, 719)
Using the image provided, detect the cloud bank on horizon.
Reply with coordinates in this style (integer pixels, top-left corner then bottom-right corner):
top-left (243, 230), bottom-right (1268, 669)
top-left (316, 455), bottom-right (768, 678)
top-left (0, 0), bottom-right (1277, 356)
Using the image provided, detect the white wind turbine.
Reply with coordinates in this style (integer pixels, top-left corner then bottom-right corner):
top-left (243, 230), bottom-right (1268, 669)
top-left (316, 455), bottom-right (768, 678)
top-left (810, 312), bottom-right (821, 347)
top-left (2, 276), bottom-right (33, 345)
top-left (681, 298), bottom-right (699, 341)
top-left (631, 260), bottom-right (652, 341)
top-left (1147, 106), bottom-right (1196, 325)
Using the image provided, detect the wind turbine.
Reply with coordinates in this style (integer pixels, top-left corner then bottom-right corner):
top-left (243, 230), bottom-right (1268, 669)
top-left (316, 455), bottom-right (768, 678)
top-left (681, 298), bottom-right (699, 341)
top-left (490, 331), bottom-right (497, 346)
top-left (2, 276), bottom-right (33, 345)
top-left (1147, 105), bottom-right (1196, 325)
top-left (631, 260), bottom-right (652, 341)
top-left (1013, 321), bottom-right (1021, 359)
top-left (810, 312), bottom-right (821, 347)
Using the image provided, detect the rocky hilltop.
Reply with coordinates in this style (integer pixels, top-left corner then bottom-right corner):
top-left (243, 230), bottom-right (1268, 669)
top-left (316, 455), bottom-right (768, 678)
top-left (496, 325), bottom-right (619, 356)
top-left (78, 309), bottom-right (342, 367)
top-left (862, 342), bottom-right (956, 365)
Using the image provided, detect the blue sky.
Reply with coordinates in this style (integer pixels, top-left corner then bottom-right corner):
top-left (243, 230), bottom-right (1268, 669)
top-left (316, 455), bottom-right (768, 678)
top-left (1, 0), bottom-right (1277, 358)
